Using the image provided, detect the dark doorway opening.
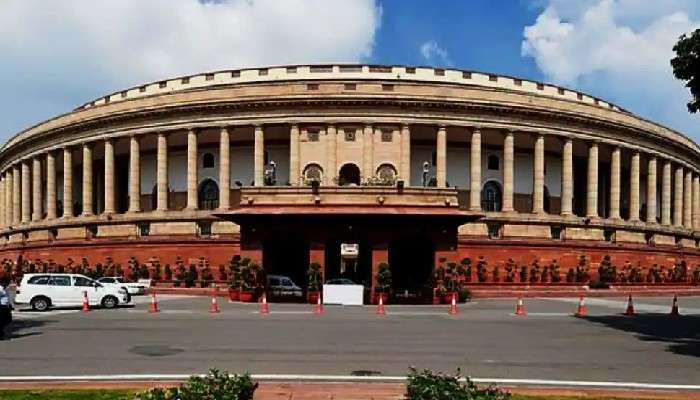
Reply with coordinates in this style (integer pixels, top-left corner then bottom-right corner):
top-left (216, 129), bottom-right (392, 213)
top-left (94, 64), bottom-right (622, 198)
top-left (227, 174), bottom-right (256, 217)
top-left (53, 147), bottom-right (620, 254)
top-left (263, 233), bottom-right (309, 302)
top-left (338, 163), bottom-right (361, 186)
top-left (389, 235), bottom-right (435, 303)
top-left (325, 238), bottom-right (372, 288)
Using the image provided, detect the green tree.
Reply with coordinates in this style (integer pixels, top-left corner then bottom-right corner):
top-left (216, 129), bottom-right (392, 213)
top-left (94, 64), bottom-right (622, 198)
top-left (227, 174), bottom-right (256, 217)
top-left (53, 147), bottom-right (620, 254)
top-left (671, 29), bottom-right (700, 113)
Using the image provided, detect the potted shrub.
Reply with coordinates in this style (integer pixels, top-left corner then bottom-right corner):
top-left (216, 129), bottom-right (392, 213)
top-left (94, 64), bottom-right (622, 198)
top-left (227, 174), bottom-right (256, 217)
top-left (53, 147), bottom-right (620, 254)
top-left (163, 264), bottom-right (172, 282)
top-left (504, 258), bottom-right (516, 283)
top-left (476, 256), bottom-right (488, 283)
top-left (185, 264), bottom-right (197, 288)
top-left (238, 259), bottom-right (259, 302)
top-left (306, 262), bottom-right (323, 304)
top-left (373, 262), bottom-right (392, 304)
top-left (227, 256), bottom-right (242, 301)
top-left (443, 262), bottom-right (460, 303)
top-left (459, 258), bottom-right (472, 283)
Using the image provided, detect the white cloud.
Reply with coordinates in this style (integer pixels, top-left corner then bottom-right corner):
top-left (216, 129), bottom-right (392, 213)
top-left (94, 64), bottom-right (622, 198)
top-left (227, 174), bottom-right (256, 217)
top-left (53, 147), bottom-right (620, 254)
top-left (522, 0), bottom-right (700, 139)
top-left (419, 40), bottom-right (452, 66)
top-left (0, 0), bottom-right (381, 139)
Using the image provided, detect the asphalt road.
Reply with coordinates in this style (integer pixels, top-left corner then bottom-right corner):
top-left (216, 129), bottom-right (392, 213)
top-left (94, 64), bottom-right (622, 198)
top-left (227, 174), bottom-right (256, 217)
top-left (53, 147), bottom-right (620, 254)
top-left (1, 295), bottom-right (698, 384)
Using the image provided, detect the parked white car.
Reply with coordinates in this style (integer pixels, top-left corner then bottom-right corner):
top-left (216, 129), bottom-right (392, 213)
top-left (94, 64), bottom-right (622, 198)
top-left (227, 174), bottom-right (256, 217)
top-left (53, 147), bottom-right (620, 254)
top-left (267, 275), bottom-right (303, 297)
top-left (97, 277), bottom-right (148, 295)
top-left (15, 273), bottom-right (131, 311)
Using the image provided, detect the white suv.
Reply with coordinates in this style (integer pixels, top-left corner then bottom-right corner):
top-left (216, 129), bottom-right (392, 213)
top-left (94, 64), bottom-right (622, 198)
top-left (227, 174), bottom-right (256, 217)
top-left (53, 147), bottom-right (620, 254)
top-left (15, 273), bottom-right (131, 311)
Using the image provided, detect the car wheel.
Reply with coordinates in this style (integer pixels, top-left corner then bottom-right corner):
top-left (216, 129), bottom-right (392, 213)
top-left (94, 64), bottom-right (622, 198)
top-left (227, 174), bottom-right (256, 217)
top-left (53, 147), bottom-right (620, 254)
top-left (30, 296), bottom-right (50, 312)
top-left (101, 295), bottom-right (118, 309)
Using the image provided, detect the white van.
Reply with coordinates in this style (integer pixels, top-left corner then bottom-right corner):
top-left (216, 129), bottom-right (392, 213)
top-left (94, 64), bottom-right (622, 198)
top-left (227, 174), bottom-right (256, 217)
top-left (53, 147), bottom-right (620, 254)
top-left (267, 275), bottom-right (303, 298)
top-left (15, 273), bottom-right (131, 311)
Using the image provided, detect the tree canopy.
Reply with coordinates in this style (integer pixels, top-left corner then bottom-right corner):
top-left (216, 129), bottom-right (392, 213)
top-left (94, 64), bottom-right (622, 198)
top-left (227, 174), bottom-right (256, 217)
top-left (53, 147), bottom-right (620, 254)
top-left (671, 29), bottom-right (700, 114)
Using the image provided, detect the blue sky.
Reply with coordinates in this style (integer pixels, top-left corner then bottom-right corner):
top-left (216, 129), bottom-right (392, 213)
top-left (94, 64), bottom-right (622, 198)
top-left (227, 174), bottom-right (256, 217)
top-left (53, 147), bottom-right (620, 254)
top-left (371, 0), bottom-right (542, 79)
top-left (0, 0), bottom-right (698, 142)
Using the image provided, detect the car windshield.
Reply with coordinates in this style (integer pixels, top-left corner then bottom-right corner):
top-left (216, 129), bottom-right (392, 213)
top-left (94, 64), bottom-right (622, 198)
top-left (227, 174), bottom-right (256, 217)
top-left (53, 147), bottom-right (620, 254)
top-left (115, 278), bottom-right (125, 283)
top-left (73, 276), bottom-right (96, 287)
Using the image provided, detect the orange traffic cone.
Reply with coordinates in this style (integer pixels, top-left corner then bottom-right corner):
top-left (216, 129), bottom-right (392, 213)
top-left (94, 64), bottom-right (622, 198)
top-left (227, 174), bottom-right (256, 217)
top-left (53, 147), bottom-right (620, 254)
top-left (314, 294), bottom-right (324, 315)
top-left (670, 294), bottom-right (680, 317)
top-left (515, 297), bottom-right (526, 316)
top-left (81, 290), bottom-right (90, 312)
top-left (209, 288), bottom-right (220, 314)
top-left (260, 293), bottom-right (270, 314)
top-left (624, 294), bottom-right (635, 316)
top-left (449, 292), bottom-right (458, 315)
top-left (574, 296), bottom-right (587, 317)
top-left (148, 290), bottom-right (159, 313)
top-left (376, 294), bottom-right (386, 316)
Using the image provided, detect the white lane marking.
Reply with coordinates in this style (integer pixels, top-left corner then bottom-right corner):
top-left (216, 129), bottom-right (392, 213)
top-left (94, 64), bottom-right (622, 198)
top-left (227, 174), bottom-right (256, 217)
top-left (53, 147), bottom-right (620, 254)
top-left (546, 297), bottom-right (700, 314)
top-left (14, 310), bottom-right (81, 319)
top-left (509, 312), bottom-right (571, 317)
top-left (0, 374), bottom-right (698, 390)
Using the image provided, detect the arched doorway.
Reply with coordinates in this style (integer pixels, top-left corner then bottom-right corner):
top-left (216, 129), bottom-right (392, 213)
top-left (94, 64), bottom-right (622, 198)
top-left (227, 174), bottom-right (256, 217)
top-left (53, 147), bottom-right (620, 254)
top-left (198, 179), bottom-right (219, 210)
top-left (481, 181), bottom-right (502, 212)
top-left (338, 163), bottom-right (360, 186)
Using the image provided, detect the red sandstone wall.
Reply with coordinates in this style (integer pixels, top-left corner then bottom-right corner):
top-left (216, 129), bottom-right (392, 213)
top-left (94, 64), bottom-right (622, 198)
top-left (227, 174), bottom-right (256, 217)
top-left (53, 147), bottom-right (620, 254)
top-left (0, 240), bottom-right (240, 268)
top-left (456, 239), bottom-right (700, 280)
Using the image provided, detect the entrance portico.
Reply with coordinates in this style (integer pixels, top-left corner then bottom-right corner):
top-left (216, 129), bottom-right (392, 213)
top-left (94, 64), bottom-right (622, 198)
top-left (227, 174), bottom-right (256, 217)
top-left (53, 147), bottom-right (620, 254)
top-left (218, 199), bottom-right (477, 302)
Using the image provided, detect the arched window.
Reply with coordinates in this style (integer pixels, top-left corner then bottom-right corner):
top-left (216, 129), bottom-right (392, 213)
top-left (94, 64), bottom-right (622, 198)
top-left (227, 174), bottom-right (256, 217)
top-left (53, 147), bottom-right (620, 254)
top-left (481, 181), bottom-right (502, 212)
top-left (487, 154), bottom-right (499, 170)
top-left (376, 163), bottom-right (397, 185)
top-left (303, 163), bottom-right (323, 184)
top-left (202, 153), bottom-right (215, 169)
top-left (339, 163), bottom-right (361, 186)
top-left (198, 179), bottom-right (219, 210)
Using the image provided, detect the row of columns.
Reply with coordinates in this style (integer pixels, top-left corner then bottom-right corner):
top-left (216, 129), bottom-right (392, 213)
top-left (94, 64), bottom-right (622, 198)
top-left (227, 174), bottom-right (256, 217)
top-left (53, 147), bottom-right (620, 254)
top-left (0, 125), bottom-right (699, 233)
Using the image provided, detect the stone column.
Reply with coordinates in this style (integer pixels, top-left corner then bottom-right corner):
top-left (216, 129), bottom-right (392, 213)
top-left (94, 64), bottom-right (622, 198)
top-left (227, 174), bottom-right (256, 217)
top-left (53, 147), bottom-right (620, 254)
top-left (32, 157), bottom-right (42, 221)
top-left (326, 124), bottom-right (337, 185)
top-left (561, 138), bottom-right (573, 216)
top-left (128, 135), bottom-right (141, 213)
top-left (289, 124), bottom-right (300, 186)
top-left (533, 134), bottom-right (545, 214)
top-left (81, 143), bottom-right (93, 216)
top-left (253, 125), bottom-right (264, 187)
top-left (470, 128), bottom-right (482, 211)
top-left (586, 142), bottom-right (599, 218)
top-left (629, 151), bottom-right (640, 221)
top-left (0, 176), bottom-right (4, 228)
top-left (186, 129), bottom-right (198, 208)
top-left (502, 131), bottom-right (514, 212)
top-left (219, 127), bottom-right (230, 210)
top-left (62, 148), bottom-right (73, 218)
top-left (609, 147), bottom-right (621, 219)
top-left (436, 125), bottom-right (447, 188)
top-left (46, 152), bottom-right (56, 219)
top-left (661, 161), bottom-right (672, 225)
top-left (363, 124), bottom-right (374, 181)
top-left (103, 139), bottom-right (115, 214)
top-left (156, 133), bottom-right (169, 211)
top-left (694, 174), bottom-right (700, 230)
top-left (674, 166), bottom-right (683, 227)
top-left (684, 169), bottom-right (692, 229)
top-left (646, 156), bottom-right (657, 223)
top-left (400, 124), bottom-right (411, 182)
top-left (21, 161), bottom-right (30, 223)
top-left (7, 171), bottom-right (14, 224)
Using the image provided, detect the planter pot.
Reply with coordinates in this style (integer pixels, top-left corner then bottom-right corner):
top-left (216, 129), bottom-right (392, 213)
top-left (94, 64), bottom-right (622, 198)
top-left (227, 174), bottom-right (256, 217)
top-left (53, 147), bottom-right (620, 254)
top-left (239, 291), bottom-right (254, 303)
top-left (307, 291), bottom-right (321, 304)
top-left (228, 288), bottom-right (240, 302)
top-left (372, 292), bottom-right (388, 305)
top-left (442, 292), bottom-right (457, 304)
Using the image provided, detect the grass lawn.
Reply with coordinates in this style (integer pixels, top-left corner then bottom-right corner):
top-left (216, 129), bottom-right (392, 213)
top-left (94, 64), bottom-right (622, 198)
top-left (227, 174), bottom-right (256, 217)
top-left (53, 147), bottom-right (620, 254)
top-left (0, 390), bottom-right (136, 400)
top-left (0, 391), bottom-right (670, 400)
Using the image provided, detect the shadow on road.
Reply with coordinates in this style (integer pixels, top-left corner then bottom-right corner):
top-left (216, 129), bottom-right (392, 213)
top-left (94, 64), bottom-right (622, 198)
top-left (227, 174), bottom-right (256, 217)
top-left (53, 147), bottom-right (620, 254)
top-left (581, 314), bottom-right (700, 358)
top-left (7, 318), bottom-right (55, 340)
